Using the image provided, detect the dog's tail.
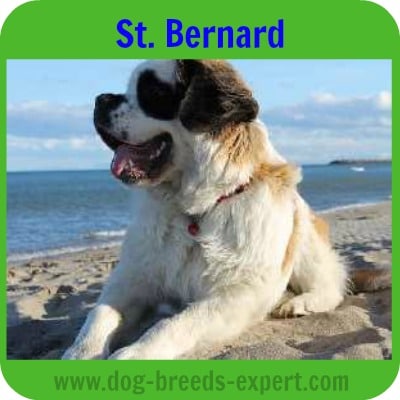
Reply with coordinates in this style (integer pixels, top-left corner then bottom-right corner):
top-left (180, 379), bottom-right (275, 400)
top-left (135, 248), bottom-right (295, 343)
top-left (349, 268), bottom-right (392, 294)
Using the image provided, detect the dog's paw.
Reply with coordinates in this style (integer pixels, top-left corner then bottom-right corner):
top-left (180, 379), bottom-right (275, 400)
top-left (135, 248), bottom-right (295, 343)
top-left (108, 345), bottom-right (143, 360)
top-left (272, 292), bottom-right (343, 318)
top-left (62, 343), bottom-right (108, 360)
top-left (271, 293), bottom-right (319, 318)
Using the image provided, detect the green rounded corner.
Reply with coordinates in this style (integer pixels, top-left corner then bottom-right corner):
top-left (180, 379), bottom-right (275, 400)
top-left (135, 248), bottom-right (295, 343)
top-left (1, 363), bottom-right (35, 400)
top-left (367, 361), bottom-right (400, 400)
top-left (1, 360), bottom-right (80, 400)
top-left (0, 0), bottom-right (40, 42)
top-left (378, 365), bottom-right (399, 398)
top-left (360, 0), bottom-right (400, 38)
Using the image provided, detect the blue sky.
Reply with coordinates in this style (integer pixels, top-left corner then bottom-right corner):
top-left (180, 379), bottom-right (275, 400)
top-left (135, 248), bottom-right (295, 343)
top-left (7, 60), bottom-right (391, 171)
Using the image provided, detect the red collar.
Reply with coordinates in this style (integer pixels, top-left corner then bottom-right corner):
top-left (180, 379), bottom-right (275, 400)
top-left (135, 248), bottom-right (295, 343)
top-left (216, 182), bottom-right (250, 204)
top-left (188, 182), bottom-right (250, 236)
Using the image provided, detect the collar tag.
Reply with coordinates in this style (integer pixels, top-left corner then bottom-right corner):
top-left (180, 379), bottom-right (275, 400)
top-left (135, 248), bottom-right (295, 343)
top-left (188, 222), bottom-right (200, 236)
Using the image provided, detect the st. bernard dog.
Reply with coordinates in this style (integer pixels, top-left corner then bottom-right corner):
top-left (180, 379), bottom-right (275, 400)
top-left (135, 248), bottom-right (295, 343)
top-left (63, 60), bottom-right (390, 359)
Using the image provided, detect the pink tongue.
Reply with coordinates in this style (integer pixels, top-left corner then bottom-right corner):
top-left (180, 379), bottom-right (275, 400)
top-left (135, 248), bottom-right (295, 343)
top-left (111, 145), bottom-right (146, 179)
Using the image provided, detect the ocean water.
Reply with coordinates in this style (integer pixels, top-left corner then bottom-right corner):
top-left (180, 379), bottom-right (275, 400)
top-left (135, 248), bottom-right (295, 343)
top-left (7, 163), bottom-right (391, 261)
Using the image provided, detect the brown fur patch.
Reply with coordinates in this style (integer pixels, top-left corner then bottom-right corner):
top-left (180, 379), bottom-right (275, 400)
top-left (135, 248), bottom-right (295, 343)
top-left (216, 122), bottom-right (266, 166)
top-left (253, 163), bottom-right (301, 194)
top-left (177, 60), bottom-right (258, 132)
top-left (312, 213), bottom-right (330, 244)
top-left (281, 208), bottom-right (301, 273)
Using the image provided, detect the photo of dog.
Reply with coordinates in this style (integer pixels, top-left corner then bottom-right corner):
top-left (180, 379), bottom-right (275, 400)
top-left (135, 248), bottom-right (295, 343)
top-left (61, 60), bottom-right (391, 360)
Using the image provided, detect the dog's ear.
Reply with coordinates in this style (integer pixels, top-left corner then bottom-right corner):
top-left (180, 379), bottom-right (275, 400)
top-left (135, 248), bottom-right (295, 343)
top-left (176, 60), bottom-right (259, 134)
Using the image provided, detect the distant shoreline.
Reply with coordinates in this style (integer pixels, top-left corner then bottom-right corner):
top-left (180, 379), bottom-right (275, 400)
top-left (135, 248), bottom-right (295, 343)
top-left (329, 159), bottom-right (391, 165)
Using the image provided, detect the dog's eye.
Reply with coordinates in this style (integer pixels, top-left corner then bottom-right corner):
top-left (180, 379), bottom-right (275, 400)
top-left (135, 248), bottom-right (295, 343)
top-left (147, 83), bottom-right (170, 100)
top-left (138, 70), bottom-right (172, 102)
top-left (137, 69), bottom-right (180, 120)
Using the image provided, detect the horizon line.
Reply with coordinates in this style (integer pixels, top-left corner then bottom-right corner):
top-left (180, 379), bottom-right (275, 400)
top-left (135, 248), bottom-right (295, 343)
top-left (6, 160), bottom-right (392, 174)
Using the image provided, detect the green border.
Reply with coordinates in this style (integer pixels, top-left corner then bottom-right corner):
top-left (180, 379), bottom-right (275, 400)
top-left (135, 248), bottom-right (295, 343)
top-left (0, 0), bottom-right (398, 398)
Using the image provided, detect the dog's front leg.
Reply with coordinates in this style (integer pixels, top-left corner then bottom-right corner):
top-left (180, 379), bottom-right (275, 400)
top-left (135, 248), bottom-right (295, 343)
top-left (62, 303), bottom-right (122, 359)
top-left (62, 264), bottom-right (149, 360)
top-left (108, 286), bottom-right (264, 360)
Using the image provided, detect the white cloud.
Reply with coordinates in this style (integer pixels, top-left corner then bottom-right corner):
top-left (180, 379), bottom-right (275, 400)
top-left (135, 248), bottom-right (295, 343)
top-left (7, 135), bottom-right (41, 151)
top-left (263, 91), bottom-right (392, 132)
top-left (7, 100), bottom-right (49, 112)
top-left (311, 92), bottom-right (338, 105)
top-left (70, 138), bottom-right (90, 149)
top-left (375, 91), bottom-right (391, 110)
top-left (7, 134), bottom-right (103, 152)
top-left (261, 91), bottom-right (391, 164)
top-left (7, 100), bottom-right (91, 116)
top-left (268, 126), bottom-right (391, 163)
top-left (42, 139), bottom-right (60, 150)
top-left (7, 101), bottom-right (93, 137)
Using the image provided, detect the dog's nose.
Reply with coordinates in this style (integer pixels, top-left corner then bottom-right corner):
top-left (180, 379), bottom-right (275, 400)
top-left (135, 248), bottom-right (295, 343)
top-left (94, 93), bottom-right (126, 127)
top-left (95, 93), bottom-right (126, 111)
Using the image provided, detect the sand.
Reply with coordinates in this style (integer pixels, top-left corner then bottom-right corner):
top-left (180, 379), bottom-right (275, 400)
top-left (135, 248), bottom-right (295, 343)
top-left (7, 201), bottom-right (392, 360)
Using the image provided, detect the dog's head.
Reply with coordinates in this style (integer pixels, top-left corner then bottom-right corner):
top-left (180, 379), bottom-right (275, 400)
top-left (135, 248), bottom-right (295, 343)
top-left (94, 60), bottom-right (260, 187)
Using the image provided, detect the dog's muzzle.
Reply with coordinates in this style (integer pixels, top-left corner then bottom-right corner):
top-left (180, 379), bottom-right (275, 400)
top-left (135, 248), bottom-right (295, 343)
top-left (94, 93), bottom-right (126, 128)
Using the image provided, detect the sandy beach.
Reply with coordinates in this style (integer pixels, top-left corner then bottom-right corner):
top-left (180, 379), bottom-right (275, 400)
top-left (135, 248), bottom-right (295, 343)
top-left (7, 201), bottom-right (392, 360)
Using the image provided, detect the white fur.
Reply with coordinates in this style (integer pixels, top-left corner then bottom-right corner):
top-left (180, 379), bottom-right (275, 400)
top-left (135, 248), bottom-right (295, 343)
top-left (63, 61), bottom-right (347, 360)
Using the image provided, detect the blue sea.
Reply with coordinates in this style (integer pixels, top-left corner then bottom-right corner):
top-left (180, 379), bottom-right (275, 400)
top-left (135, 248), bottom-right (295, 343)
top-left (7, 163), bottom-right (391, 262)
